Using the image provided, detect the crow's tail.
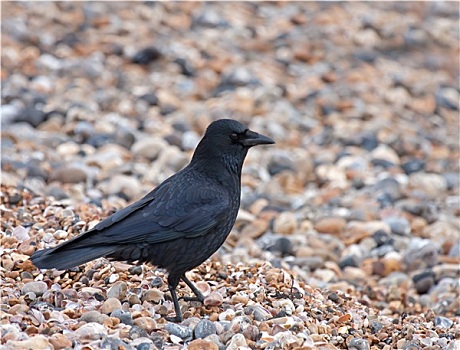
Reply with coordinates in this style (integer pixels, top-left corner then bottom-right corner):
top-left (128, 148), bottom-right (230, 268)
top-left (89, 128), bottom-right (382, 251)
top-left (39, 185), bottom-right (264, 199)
top-left (31, 245), bottom-right (118, 270)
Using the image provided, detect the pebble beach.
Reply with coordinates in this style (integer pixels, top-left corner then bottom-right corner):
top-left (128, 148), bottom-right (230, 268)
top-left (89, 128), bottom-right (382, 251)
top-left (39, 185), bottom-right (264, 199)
top-left (1, 2), bottom-right (459, 349)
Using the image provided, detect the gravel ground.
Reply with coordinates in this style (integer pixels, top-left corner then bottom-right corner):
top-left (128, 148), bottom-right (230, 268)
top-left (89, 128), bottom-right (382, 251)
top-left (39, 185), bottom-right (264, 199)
top-left (1, 2), bottom-right (459, 350)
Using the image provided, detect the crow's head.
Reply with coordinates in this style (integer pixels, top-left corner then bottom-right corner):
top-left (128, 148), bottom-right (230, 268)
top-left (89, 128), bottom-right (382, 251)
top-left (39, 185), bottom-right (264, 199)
top-left (191, 119), bottom-right (274, 175)
top-left (203, 118), bottom-right (274, 148)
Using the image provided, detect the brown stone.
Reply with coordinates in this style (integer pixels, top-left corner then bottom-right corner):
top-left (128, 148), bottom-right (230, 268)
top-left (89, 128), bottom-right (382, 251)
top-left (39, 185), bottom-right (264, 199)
top-left (50, 333), bottom-right (73, 349)
top-left (142, 289), bottom-right (164, 303)
top-left (204, 291), bottom-right (223, 307)
top-left (134, 316), bottom-right (157, 333)
top-left (50, 167), bottom-right (87, 183)
top-left (100, 297), bottom-right (122, 314)
top-left (188, 339), bottom-right (219, 350)
top-left (314, 217), bottom-right (347, 235)
top-left (273, 212), bottom-right (297, 235)
top-left (6, 335), bottom-right (51, 349)
top-left (241, 219), bottom-right (269, 239)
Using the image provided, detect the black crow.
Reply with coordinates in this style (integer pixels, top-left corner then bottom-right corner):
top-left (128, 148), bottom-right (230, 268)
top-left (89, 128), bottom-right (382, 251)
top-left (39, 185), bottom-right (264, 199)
top-left (32, 118), bottom-right (274, 322)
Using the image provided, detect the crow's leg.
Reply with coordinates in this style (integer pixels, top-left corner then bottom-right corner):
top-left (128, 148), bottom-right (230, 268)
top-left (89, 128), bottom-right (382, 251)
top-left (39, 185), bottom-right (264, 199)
top-left (180, 274), bottom-right (204, 302)
top-left (165, 276), bottom-right (183, 322)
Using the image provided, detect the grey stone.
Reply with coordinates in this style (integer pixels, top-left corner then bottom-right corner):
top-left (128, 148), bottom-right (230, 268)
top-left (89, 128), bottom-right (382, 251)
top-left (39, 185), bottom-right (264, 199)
top-left (164, 323), bottom-right (193, 341)
top-left (21, 281), bottom-right (48, 296)
top-left (110, 309), bottom-right (133, 326)
top-left (194, 319), bottom-right (217, 339)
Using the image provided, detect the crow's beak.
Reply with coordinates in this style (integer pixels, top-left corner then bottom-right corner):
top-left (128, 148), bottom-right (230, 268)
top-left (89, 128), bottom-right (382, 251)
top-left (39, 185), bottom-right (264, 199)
top-left (241, 130), bottom-right (275, 147)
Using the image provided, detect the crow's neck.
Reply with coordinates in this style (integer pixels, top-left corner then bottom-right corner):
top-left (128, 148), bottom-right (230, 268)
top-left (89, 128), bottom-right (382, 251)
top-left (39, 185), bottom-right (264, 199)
top-left (191, 150), bottom-right (247, 188)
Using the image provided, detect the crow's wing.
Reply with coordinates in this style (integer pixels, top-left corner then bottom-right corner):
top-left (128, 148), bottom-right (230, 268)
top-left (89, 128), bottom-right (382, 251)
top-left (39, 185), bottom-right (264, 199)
top-left (31, 176), bottom-right (231, 270)
top-left (63, 178), bottom-right (230, 248)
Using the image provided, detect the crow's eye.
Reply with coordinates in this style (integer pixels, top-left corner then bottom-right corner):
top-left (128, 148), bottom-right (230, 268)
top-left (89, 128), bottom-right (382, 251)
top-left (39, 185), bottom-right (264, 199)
top-left (230, 133), bottom-right (239, 140)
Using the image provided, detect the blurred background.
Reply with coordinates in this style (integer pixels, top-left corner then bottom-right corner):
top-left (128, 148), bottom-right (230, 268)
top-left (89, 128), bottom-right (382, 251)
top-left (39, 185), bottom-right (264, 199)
top-left (1, 0), bottom-right (459, 342)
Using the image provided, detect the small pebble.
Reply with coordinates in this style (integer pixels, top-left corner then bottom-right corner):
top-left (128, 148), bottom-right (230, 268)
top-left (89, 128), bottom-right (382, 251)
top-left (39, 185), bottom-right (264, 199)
top-left (129, 325), bottom-right (149, 340)
top-left (434, 316), bottom-right (454, 330)
top-left (133, 317), bottom-right (157, 333)
top-left (348, 338), bottom-right (370, 350)
top-left (245, 304), bottom-right (271, 321)
top-left (107, 281), bottom-right (128, 300)
top-left (75, 322), bottom-right (107, 340)
top-left (194, 319), bottom-right (217, 339)
top-left (81, 310), bottom-right (107, 324)
top-left (226, 333), bottom-right (248, 350)
top-left (412, 270), bottom-right (435, 294)
top-left (188, 339), bottom-right (219, 350)
top-left (164, 323), bottom-right (193, 341)
top-left (204, 292), bottom-right (223, 306)
top-left (142, 289), bottom-right (164, 303)
top-left (128, 265), bottom-right (143, 275)
top-left (6, 335), bottom-right (51, 350)
top-left (314, 216), bottom-right (347, 235)
top-left (274, 212), bottom-right (298, 234)
top-left (21, 281), bottom-right (48, 296)
top-left (384, 216), bottom-right (411, 236)
top-left (50, 167), bottom-right (87, 183)
top-left (130, 337), bottom-right (154, 350)
top-left (110, 309), bottom-right (133, 325)
top-left (49, 333), bottom-right (73, 350)
top-left (101, 298), bottom-right (122, 314)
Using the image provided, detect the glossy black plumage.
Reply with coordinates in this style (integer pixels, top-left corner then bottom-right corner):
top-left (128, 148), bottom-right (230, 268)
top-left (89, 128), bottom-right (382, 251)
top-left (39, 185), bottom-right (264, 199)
top-left (32, 118), bottom-right (274, 322)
